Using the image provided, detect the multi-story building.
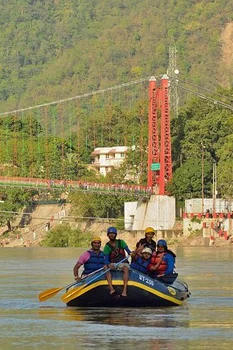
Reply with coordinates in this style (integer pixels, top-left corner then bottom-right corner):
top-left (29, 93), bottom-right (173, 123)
top-left (91, 146), bottom-right (128, 176)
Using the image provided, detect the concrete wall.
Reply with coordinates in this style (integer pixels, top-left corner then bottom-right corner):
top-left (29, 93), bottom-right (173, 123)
top-left (124, 201), bottom-right (138, 230)
top-left (185, 198), bottom-right (233, 214)
top-left (124, 195), bottom-right (176, 230)
top-left (183, 217), bottom-right (233, 238)
top-left (83, 226), bottom-right (182, 250)
top-left (183, 219), bottom-right (203, 236)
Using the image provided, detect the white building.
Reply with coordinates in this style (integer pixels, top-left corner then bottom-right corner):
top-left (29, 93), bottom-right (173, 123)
top-left (91, 146), bottom-right (128, 176)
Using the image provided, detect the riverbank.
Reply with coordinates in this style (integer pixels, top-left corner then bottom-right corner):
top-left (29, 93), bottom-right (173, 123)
top-left (1, 226), bottom-right (232, 248)
top-left (121, 230), bottom-right (233, 250)
top-left (169, 234), bottom-right (233, 248)
top-left (0, 203), bottom-right (232, 248)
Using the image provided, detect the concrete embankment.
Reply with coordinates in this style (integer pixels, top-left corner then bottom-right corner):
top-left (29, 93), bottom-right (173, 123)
top-left (0, 204), bottom-right (69, 247)
top-left (1, 204), bottom-right (232, 248)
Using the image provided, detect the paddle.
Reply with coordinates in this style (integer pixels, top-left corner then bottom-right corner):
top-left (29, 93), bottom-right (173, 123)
top-left (61, 257), bottom-right (128, 304)
top-left (38, 266), bottom-right (104, 302)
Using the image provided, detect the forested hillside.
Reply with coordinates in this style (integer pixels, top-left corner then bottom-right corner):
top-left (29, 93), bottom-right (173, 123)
top-left (0, 0), bottom-right (232, 206)
top-left (0, 0), bottom-right (233, 111)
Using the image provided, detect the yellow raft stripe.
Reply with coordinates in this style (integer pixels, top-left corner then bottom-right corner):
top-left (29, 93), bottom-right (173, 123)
top-left (71, 280), bottom-right (183, 305)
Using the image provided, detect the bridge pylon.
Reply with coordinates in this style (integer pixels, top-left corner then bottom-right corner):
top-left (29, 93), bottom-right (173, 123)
top-left (147, 75), bottom-right (172, 195)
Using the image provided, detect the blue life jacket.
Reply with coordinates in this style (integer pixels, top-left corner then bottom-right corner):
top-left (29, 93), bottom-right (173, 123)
top-left (83, 250), bottom-right (105, 275)
top-left (130, 256), bottom-right (150, 274)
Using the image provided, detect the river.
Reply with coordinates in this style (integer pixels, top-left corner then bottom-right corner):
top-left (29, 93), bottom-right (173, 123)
top-left (0, 247), bottom-right (233, 350)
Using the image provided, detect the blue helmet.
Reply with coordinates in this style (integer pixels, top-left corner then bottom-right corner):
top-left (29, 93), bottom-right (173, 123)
top-left (107, 227), bottom-right (117, 235)
top-left (157, 239), bottom-right (167, 248)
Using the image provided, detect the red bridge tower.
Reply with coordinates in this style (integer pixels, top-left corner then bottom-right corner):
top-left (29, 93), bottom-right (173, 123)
top-left (147, 75), bottom-right (172, 195)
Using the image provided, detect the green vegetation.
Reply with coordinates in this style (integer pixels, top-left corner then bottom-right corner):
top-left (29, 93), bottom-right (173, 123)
top-left (167, 94), bottom-right (233, 203)
top-left (69, 191), bottom-right (135, 220)
top-left (0, 0), bottom-right (232, 111)
top-left (0, 0), bottom-right (233, 226)
top-left (0, 188), bottom-right (36, 230)
top-left (40, 223), bottom-right (92, 247)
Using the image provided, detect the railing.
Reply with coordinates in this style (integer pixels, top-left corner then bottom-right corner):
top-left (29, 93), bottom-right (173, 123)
top-left (183, 212), bottom-right (233, 219)
top-left (0, 176), bottom-right (153, 197)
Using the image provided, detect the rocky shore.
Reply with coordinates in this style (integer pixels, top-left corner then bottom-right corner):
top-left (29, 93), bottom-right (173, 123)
top-left (1, 227), bottom-right (232, 248)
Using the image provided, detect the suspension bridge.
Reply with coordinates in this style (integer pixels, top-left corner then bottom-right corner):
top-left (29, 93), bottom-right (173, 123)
top-left (0, 74), bottom-right (231, 196)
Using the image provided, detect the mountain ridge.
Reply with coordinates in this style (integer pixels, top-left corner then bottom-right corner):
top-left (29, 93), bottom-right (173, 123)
top-left (0, 0), bottom-right (233, 112)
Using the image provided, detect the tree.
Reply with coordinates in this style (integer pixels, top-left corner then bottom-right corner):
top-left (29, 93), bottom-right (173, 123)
top-left (167, 158), bottom-right (212, 204)
top-left (41, 223), bottom-right (92, 247)
top-left (69, 191), bottom-right (136, 220)
top-left (217, 134), bottom-right (233, 197)
top-left (0, 188), bottom-right (35, 231)
top-left (169, 95), bottom-right (233, 202)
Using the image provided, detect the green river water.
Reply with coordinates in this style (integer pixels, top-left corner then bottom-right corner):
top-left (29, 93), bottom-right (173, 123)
top-left (0, 247), bottom-right (233, 350)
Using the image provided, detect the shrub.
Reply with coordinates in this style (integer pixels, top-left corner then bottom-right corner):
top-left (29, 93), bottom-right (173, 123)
top-left (41, 223), bottom-right (92, 247)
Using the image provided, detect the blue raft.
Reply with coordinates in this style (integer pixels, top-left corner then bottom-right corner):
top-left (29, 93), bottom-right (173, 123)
top-left (65, 269), bottom-right (190, 307)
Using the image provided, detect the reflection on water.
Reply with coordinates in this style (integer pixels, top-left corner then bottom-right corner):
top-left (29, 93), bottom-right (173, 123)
top-left (35, 306), bottom-right (190, 350)
top-left (37, 306), bottom-right (190, 328)
top-left (0, 247), bottom-right (233, 350)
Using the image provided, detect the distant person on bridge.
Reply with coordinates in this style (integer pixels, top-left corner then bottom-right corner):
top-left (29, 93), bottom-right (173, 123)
top-left (73, 236), bottom-right (105, 281)
top-left (103, 227), bottom-right (131, 297)
top-left (135, 227), bottom-right (157, 253)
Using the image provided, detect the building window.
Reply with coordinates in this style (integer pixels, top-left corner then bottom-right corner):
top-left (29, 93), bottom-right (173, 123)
top-left (106, 154), bottom-right (109, 159)
top-left (120, 153), bottom-right (125, 158)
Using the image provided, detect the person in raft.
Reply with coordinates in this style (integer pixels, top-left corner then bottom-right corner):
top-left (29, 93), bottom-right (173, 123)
top-left (103, 226), bottom-right (131, 297)
top-left (135, 227), bottom-right (157, 254)
top-left (73, 236), bottom-right (105, 281)
top-left (148, 239), bottom-right (176, 280)
top-left (130, 247), bottom-right (153, 274)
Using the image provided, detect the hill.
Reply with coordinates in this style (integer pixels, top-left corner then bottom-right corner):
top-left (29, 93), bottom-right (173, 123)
top-left (0, 0), bottom-right (233, 112)
top-left (0, 1), bottom-right (232, 204)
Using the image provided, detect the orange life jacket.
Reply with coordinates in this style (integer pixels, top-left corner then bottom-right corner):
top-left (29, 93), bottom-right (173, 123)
top-left (149, 252), bottom-right (167, 275)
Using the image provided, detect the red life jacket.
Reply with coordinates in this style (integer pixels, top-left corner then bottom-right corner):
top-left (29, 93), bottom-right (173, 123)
top-left (149, 252), bottom-right (167, 275)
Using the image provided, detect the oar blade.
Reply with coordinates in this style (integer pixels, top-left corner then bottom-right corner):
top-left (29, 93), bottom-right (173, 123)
top-left (61, 285), bottom-right (84, 303)
top-left (38, 287), bottom-right (62, 302)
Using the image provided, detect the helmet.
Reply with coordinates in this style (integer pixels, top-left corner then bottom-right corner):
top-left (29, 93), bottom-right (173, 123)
top-left (141, 247), bottom-right (152, 255)
top-left (91, 236), bottom-right (101, 243)
top-left (145, 227), bottom-right (155, 235)
top-left (157, 239), bottom-right (167, 248)
top-left (107, 227), bottom-right (117, 235)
